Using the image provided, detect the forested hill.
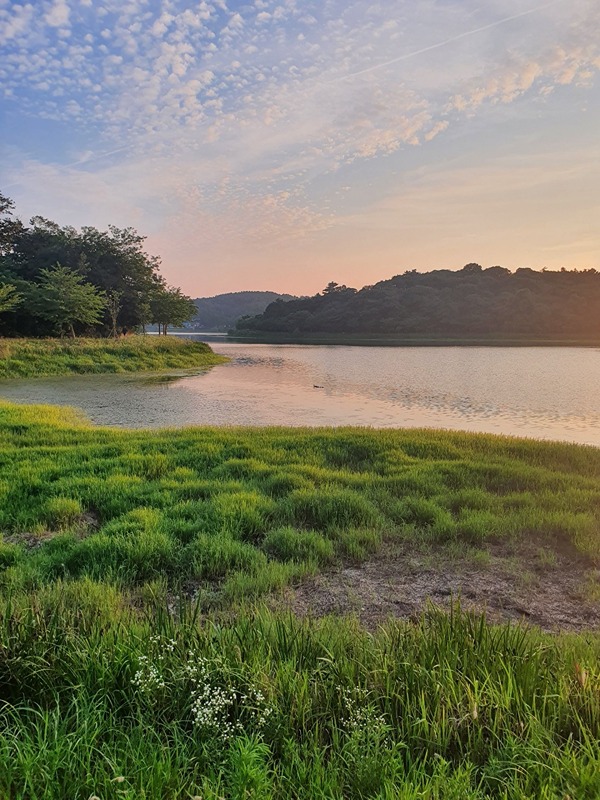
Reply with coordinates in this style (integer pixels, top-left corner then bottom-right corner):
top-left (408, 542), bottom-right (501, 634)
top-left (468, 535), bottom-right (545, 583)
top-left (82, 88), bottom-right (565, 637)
top-left (192, 291), bottom-right (296, 330)
top-left (236, 265), bottom-right (600, 339)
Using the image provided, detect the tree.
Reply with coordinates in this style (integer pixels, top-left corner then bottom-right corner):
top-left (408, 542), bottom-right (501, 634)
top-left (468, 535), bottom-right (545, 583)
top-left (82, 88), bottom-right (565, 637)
top-left (0, 283), bottom-right (22, 315)
top-left (150, 286), bottom-right (196, 335)
top-left (0, 202), bottom-right (163, 334)
top-left (33, 264), bottom-right (106, 337)
top-left (106, 290), bottom-right (123, 338)
top-left (0, 192), bottom-right (24, 258)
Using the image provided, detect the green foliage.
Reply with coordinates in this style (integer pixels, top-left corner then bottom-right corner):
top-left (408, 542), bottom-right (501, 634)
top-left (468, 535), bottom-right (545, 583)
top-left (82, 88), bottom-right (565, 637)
top-left (0, 283), bottom-right (22, 315)
top-left (237, 265), bottom-right (600, 340)
top-left (0, 603), bottom-right (599, 798)
top-left (0, 190), bottom-right (192, 337)
top-left (0, 404), bottom-right (599, 594)
top-left (263, 526), bottom-right (335, 564)
top-left (0, 407), bottom-right (600, 797)
top-left (150, 285), bottom-right (197, 334)
top-left (32, 264), bottom-right (106, 336)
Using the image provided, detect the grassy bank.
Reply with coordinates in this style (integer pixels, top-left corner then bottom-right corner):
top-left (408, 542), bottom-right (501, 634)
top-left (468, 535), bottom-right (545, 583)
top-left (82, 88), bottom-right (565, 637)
top-left (1, 402), bottom-right (600, 797)
top-left (2, 401), bottom-right (600, 597)
top-left (0, 336), bottom-right (228, 379)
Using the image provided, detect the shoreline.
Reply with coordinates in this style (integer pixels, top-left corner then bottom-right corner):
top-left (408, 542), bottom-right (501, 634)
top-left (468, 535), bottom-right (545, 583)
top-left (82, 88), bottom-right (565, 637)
top-left (226, 331), bottom-right (600, 347)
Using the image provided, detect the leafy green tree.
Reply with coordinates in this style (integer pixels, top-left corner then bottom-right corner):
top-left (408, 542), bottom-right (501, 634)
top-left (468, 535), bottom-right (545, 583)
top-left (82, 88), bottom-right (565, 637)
top-left (0, 283), bottom-right (22, 315)
top-left (150, 286), bottom-right (196, 335)
top-left (0, 192), bottom-right (25, 258)
top-left (0, 195), bottom-right (164, 334)
top-left (33, 264), bottom-right (106, 337)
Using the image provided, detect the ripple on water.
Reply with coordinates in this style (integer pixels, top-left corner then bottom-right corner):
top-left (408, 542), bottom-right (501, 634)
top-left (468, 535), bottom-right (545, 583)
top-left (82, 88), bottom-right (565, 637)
top-left (0, 343), bottom-right (599, 445)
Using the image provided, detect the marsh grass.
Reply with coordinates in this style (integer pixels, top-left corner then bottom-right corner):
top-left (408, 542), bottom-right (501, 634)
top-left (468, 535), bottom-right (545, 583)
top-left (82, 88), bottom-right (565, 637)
top-left (1, 401), bottom-right (600, 597)
top-left (1, 402), bottom-right (600, 796)
top-left (0, 598), bottom-right (599, 799)
top-left (0, 336), bottom-right (227, 378)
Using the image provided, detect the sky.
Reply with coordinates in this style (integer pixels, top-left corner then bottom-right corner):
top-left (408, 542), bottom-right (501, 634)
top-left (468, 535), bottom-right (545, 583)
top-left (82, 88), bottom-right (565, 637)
top-left (1, 0), bottom-right (599, 297)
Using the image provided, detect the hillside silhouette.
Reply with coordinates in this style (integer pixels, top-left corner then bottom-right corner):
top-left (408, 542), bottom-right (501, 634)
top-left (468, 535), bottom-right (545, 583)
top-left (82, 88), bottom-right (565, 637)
top-left (192, 291), bottom-right (297, 331)
top-left (236, 265), bottom-right (600, 339)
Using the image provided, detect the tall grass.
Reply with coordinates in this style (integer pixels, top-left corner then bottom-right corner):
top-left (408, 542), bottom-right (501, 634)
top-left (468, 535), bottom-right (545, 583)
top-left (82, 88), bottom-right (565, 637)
top-left (0, 596), bottom-right (599, 799)
top-left (0, 336), bottom-right (228, 378)
top-left (1, 402), bottom-right (600, 797)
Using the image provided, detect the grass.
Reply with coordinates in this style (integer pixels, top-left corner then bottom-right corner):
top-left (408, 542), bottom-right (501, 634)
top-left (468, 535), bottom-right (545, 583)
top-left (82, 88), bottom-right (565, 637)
top-left (0, 336), bottom-right (228, 378)
top-left (1, 599), bottom-right (599, 799)
top-left (0, 401), bottom-right (600, 797)
top-left (1, 401), bottom-right (600, 597)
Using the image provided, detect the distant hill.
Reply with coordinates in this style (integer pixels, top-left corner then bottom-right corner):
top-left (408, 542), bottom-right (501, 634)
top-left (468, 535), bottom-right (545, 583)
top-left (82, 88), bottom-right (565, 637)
top-left (192, 291), bottom-right (297, 331)
top-left (236, 266), bottom-right (600, 339)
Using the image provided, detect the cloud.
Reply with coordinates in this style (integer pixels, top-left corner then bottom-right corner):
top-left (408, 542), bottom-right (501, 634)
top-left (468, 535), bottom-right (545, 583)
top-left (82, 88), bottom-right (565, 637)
top-left (2, 0), bottom-right (598, 164)
top-left (2, 0), bottom-right (599, 293)
top-left (44, 0), bottom-right (70, 28)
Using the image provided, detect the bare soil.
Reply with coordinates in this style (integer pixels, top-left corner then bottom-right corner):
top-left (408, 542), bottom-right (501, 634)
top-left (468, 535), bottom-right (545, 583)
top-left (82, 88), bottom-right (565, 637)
top-left (6, 512), bottom-right (100, 550)
top-left (280, 535), bottom-right (600, 632)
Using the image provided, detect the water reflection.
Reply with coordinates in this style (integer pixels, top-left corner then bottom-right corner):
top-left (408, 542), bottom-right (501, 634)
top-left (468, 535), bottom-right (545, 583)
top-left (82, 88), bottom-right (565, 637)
top-left (0, 342), bottom-right (599, 446)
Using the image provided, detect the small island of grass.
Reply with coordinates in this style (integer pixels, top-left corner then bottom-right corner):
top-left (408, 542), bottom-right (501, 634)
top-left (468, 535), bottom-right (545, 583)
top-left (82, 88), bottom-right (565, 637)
top-left (0, 336), bottom-right (228, 379)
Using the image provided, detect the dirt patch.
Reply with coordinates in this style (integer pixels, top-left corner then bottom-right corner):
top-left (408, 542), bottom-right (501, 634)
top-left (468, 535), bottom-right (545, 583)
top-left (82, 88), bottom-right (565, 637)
top-left (281, 535), bottom-right (600, 632)
top-left (6, 511), bottom-right (100, 551)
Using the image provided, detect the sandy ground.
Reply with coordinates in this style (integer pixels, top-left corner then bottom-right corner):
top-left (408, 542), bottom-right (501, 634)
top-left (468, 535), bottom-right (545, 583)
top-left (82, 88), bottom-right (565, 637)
top-left (280, 535), bottom-right (600, 632)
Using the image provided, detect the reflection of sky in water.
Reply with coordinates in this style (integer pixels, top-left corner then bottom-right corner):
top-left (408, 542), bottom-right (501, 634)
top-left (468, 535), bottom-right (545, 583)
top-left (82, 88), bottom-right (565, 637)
top-left (1, 342), bottom-right (600, 446)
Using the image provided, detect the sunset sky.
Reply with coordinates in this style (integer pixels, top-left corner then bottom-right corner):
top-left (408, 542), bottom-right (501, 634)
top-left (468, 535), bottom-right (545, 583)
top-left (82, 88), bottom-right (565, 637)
top-left (1, 0), bottom-right (599, 297)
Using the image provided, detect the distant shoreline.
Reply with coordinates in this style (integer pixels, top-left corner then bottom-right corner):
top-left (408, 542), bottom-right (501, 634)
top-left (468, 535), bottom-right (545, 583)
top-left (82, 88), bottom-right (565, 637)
top-left (223, 331), bottom-right (600, 347)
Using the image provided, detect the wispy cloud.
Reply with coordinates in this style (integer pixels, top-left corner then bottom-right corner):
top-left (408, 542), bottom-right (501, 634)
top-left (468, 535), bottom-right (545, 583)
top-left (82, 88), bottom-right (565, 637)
top-left (1, 0), bottom-right (599, 293)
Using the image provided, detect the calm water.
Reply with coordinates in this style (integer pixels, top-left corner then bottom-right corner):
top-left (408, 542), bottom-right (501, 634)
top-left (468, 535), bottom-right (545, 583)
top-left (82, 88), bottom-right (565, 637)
top-left (1, 341), bottom-right (600, 446)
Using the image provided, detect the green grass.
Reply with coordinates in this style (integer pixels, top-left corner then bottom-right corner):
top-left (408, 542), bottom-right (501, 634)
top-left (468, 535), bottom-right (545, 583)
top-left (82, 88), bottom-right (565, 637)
top-left (0, 336), bottom-right (228, 378)
top-left (2, 400), bottom-right (600, 599)
top-left (1, 401), bottom-right (600, 797)
top-left (1, 598), bottom-right (599, 799)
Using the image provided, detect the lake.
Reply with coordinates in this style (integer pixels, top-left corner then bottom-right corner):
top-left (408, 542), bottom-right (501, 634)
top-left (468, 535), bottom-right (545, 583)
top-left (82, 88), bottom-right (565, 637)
top-left (1, 340), bottom-right (600, 446)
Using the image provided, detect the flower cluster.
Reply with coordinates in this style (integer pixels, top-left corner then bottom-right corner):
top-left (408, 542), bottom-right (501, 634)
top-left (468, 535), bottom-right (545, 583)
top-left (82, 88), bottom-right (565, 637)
top-left (339, 686), bottom-right (389, 742)
top-left (186, 654), bottom-right (272, 742)
top-left (151, 634), bottom-right (176, 653)
top-left (191, 681), bottom-right (241, 740)
top-left (131, 635), bottom-right (177, 693)
top-left (131, 654), bottom-right (166, 693)
top-left (131, 639), bottom-right (273, 742)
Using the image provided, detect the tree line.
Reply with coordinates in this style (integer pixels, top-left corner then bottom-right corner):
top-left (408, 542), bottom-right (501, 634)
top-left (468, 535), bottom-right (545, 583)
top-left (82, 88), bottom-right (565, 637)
top-left (236, 265), bottom-right (600, 339)
top-left (191, 291), bottom-right (298, 331)
top-left (0, 191), bottom-right (195, 337)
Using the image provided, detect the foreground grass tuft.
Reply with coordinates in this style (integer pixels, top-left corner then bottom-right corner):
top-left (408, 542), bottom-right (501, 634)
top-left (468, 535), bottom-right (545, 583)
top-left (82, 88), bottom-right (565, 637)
top-left (0, 336), bottom-right (227, 378)
top-left (0, 600), bottom-right (599, 799)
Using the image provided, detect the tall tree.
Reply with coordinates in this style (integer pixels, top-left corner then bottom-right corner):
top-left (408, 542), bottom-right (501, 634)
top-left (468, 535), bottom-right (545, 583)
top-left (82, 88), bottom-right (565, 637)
top-left (150, 286), bottom-right (196, 335)
top-left (33, 264), bottom-right (106, 337)
top-left (0, 192), bottom-right (24, 258)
